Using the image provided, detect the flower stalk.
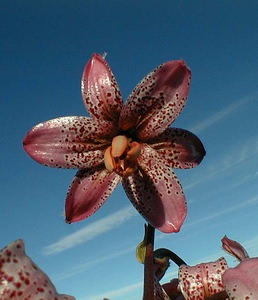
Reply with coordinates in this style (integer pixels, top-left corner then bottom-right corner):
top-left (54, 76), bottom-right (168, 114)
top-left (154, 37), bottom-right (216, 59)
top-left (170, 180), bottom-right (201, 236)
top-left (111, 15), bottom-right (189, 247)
top-left (143, 223), bottom-right (155, 300)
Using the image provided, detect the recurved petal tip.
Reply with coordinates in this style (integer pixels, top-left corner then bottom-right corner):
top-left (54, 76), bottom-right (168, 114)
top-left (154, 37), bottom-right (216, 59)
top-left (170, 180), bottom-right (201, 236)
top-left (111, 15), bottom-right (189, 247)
top-left (149, 127), bottom-right (206, 169)
top-left (222, 235), bottom-right (249, 261)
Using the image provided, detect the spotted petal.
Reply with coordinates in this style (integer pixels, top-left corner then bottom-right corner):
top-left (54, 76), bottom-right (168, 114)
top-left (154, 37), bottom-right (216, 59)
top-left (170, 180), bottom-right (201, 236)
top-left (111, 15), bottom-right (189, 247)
top-left (222, 258), bottom-right (258, 300)
top-left (149, 128), bottom-right (206, 169)
top-left (0, 240), bottom-right (75, 300)
top-left (81, 53), bottom-right (123, 122)
top-left (23, 116), bottom-right (115, 168)
top-left (65, 167), bottom-right (121, 223)
top-left (123, 144), bottom-right (187, 233)
top-left (179, 257), bottom-right (228, 300)
top-left (119, 60), bottom-right (191, 140)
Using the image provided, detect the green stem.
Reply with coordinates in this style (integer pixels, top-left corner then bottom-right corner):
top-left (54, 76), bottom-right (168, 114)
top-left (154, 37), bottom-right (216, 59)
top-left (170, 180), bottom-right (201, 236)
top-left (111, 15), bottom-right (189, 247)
top-left (143, 223), bottom-right (155, 300)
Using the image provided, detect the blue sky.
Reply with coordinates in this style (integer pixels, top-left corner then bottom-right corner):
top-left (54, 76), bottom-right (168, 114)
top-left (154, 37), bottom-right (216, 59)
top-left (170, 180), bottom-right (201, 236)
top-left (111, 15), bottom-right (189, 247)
top-left (1, 1), bottom-right (258, 299)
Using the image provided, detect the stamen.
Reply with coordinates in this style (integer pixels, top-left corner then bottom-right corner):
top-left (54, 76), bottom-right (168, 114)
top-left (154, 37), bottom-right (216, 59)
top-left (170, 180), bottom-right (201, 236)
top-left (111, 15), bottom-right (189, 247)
top-left (104, 146), bottom-right (115, 172)
top-left (127, 141), bottom-right (141, 160)
top-left (111, 135), bottom-right (128, 158)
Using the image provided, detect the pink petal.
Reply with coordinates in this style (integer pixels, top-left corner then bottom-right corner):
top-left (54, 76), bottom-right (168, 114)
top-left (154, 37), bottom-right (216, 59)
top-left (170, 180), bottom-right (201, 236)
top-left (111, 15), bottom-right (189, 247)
top-left (81, 53), bottom-right (123, 122)
top-left (162, 279), bottom-right (184, 300)
top-left (122, 144), bottom-right (187, 233)
top-left (221, 235), bottom-right (249, 262)
top-left (0, 239), bottom-right (75, 300)
top-left (23, 116), bottom-right (115, 168)
top-left (119, 60), bottom-right (191, 140)
top-left (222, 258), bottom-right (258, 300)
top-left (149, 128), bottom-right (206, 169)
top-left (65, 167), bottom-right (121, 223)
top-left (154, 277), bottom-right (171, 300)
top-left (179, 257), bottom-right (228, 300)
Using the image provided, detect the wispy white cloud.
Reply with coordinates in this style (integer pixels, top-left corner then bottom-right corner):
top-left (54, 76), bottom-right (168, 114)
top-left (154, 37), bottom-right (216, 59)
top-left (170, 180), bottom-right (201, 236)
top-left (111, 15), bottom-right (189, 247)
top-left (185, 194), bottom-right (258, 228)
top-left (43, 205), bottom-right (137, 255)
top-left (243, 236), bottom-right (258, 256)
top-left (157, 194), bottom-right (258, 245)
top-left (184, 135), bottom-right (258, 190)
top-left (189, 93), bottom-right (257, 133)
top-left (226, 172), bottom-right (257, 190)
top-left (55, 245), bottom-right (136, 281)
top-left (84, 281), bottom-right (142, 300)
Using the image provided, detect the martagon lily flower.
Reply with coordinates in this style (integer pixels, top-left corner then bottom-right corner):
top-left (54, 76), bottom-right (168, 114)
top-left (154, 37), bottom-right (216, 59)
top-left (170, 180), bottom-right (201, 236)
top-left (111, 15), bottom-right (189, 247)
top-left (0, 240), bottom-right (75, 300)
top-left (23, 53), bottom-right (205, 233)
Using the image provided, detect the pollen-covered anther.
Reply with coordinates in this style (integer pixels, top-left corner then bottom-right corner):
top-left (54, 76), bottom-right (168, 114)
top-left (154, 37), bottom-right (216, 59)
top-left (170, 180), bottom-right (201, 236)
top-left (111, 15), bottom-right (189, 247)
top-left (111, 135), bottom-right (128, 158)
top-left (104, 146), bottom-right (115, 172)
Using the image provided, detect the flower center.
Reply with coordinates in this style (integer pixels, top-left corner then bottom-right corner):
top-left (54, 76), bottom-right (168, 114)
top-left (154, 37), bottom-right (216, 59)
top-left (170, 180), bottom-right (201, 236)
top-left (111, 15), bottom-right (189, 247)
top-left (104, 135), bottom-right (141, 177)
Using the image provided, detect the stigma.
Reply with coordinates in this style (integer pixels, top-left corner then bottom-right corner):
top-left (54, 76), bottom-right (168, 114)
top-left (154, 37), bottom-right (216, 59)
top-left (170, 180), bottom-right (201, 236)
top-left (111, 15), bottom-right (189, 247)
top-left (104, 135), bottom-right (141, 177)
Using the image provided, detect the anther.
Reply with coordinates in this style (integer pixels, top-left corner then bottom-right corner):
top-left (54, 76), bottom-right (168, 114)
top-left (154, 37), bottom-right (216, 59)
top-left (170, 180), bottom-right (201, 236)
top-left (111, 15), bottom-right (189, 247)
top-left (111, 135), bottom-right (128, 158)
top-left (104, 146), bottom-right (115, 172)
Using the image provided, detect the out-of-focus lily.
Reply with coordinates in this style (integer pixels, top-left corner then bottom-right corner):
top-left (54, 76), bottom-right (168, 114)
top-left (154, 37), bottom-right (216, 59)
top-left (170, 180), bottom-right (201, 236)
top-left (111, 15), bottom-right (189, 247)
top-left (221, 235), bottom-right (258, 299)
top-left (0, 239), bottom-right (75, 300)
top-left (178, 257), bottom-right (228, 299)
top-left (152, 236), bottom-right (258, 299)
top-left (23, 53), bottom-right (205, 233)
top-left (162, 279), bottom-right (229, 300)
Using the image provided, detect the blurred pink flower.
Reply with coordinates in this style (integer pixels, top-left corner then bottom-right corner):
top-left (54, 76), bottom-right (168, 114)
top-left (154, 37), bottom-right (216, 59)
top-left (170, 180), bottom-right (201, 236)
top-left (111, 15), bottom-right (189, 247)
top-left (178, 257), bottom-right (228, 299)
top-left (161, 279), bottom-right (229, 300)
top-left (155, 237), bottom-right (258, 299)
top-left (161, 279), bottom-right (184, 300)
top-left (23, 53), bottom-right (205, 233)
top-left (0, 239), bottom-right (75, 300)
top-left (222, 235), bottom-right (258, 299)
top-left (153, 257), bottom-right (228, 300)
